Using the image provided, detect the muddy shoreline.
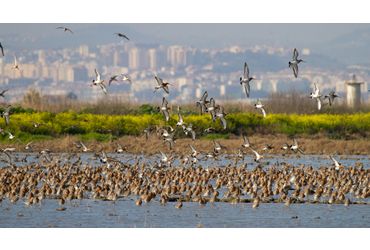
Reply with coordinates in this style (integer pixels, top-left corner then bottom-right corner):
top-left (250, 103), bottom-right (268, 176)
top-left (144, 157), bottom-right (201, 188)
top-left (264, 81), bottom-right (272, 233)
top-left (2, 134), bottom-right (369, 155)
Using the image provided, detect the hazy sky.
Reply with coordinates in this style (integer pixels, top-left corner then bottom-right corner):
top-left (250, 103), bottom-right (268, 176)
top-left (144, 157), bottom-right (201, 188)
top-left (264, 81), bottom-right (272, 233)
top-left (1, 23), bottom-right (370, 64)
top-left (0, 23), bottom-right (367, 46)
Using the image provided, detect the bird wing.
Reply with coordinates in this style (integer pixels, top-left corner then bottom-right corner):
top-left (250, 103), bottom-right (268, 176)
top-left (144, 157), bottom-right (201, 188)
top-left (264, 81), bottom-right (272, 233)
top-left (155, 75), bottom-right (163, 86)
top-left (99, 82), bottom-right (107, 95)
top-left (56, 27), bottom-right (65, 29)
top-left (243, 82), bottom-right (250, 97)
top-left (66, 28), bottom-right (74, 34)
top-left (250, 148), bottom-right (259, 158)
top-left (94, 69), bottom-right (100, 81)
top-left (260, 107), bottom-right (266, 118)
top-left (316, 98), bottom-right (322, 110)
top-left (123, 34), bottom-right (130, 40)
top-left (243, 135), bottom-right (250, 145)
top-left (244, 62), bottom-right (249, 78)
top-left (178, 113), bottom-right (183, 123)
top-left (292, 64), bottom-right (298, 78)
top-left (293, 48), bottom-right (298, 60)
top-left (162, 97), bottom-right (168, 107)
top-left (163, 85), bottom-right (169, 94)
top-left (4, 114), bottom-right (9, 125)
top-left (220, 116), bottom-right (227, 129)
top-left (314, 83), bottom-right (320, 95)
top-left (163, 110), bottom-right (169, 121)
top-left (80, 142), bottom-right (88, 151)
top-left (14, 55), bottom-right (17, 65)
top-left (201, 91), bottom-right (208, 101)
top-left (190, 145), bottom-right (196, 154)
top-left (293, 138), bottom-right (298, 147)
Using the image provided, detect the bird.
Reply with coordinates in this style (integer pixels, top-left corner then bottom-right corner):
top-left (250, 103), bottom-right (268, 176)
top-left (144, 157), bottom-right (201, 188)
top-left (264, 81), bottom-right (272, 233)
top-left (213, 140), bottom-right (222, 154)
top-left (115, 143), bottom-right (126, 153)
top-left (203, 127), bottom-right (216, 134)
top-left (0, 42), bottom-right (4, 57)
top-left (262, 144), bottom-right (274, 151)
top-left (206, 98), bottom-right (217, 120)
top-left (159, 97), bottom-right (170, 122)
top-left (196, 91), bottom-right (209, 115)
top-left (240, 62), bottom-right (255, 98)
top-left (183, 123), bottom-right (196, 140)
top-left (78, 141), bottom-right (90, 152)
top-left (329, 155), bottom-right (342, 170)
top-left (289, 48), bottom-right (304, 78)
top-left (121, 74), bottom-right (132, 84)
top-left (324, 90), bottom-right (339, 106)
top-left (143, 127), bottom-right (152, 140)
top-left (214, 105), bottom-right (227, 129)
top-left (241, 135), bottom-right (251, 149)
top-left (163, 132), bottom-right (176, 149)
top-left (2, 105), bottom-right (11, 125)
top-left (91, 69), bottom-right (107, 95)
top-left (108, 75), bottom-right (119, 85)
top-left (7, 131), bottom-right (15, 140)
top-left (290, 138), bottom-right (304, 154)
top-left (281, 143), bottom-right (291, 151)
top-left (176, 107), bottom-right (186, 127)
top-left (154, 75), bottom-right (171, 94)
top-left (114, 33), bottom-right (130, 41)
top-left (250, 148), bottom-right (263, 162)
top-left (0, 89), bottom-right (8, 98)
top-left (310, 83), bottom-right (322, 110)
top-left (13, 55), bottom-right (20, 70)
top-left (254, 99), bottom-right (266, 118)
top-left (189, 145), bottom-right (198, 158)
top-left (25, 141), bottom-right (33, 151)
top-left (56, 26), bottom-right (74, 34)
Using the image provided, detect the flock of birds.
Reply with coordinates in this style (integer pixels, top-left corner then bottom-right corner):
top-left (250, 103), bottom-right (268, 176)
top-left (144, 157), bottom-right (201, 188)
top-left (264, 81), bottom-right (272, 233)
top-left (0, 26), bottom-right (368, 211)
top-left (0, 152), bottom-right (368, 210)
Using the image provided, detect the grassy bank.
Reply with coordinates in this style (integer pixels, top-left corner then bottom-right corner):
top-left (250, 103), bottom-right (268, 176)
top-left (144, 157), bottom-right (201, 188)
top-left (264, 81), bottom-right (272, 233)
top-left (0, 110), bottom-right (369, 142)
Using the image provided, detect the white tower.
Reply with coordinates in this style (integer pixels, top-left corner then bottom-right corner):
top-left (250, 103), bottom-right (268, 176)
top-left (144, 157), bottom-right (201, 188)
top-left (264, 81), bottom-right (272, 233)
top-left (346, 74), bottom-right (364, 108)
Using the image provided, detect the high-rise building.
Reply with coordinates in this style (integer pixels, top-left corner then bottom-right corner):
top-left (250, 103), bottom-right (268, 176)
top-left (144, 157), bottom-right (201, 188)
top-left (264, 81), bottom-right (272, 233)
top-left (128, 47), bottom-right (140, 70)
top-left (147, 48), bottom-right (157, 70)
top-left (79, 45), bottom-right (89, 57)
top-left (167, 45), bottom-right (187, 67)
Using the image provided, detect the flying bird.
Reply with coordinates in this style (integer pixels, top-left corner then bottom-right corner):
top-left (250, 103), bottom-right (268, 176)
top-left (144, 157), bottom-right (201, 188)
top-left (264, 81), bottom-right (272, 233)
top-left (310, 83), bottom-right (322, 110)
top-left (91, 69), bottom-right (107, 95)
top-left (196, 91), bottom-right (209, 115)
top-left (206, 98), bottom-right (217, 120)
top-left (108, 75), bottom-right (119, 85)
top-left (2, 105), bottom-right (11, 125)
top-left (214, 105), bottom-right (227, 129)
top-left (290, 138), bottom-right (304, 154)
top-left (56, 26), bottom-right (73, 34)
top-left (154, 75), bottom-right (171, 94)
top-left (250, 148), bottom-right (263, 162)
top-left (121, 74), bottom-right (132, 84)
top-left (289, 48), bottom-right (304, 78)
top-left (254, 99), bottom-right (266, 118)
top-left (324, 90), bottom-right (339, 106)
top-left (13, 55), bottom-right (20, 71)
top-left (114, 33), bottom-right (130, 41)
top-left (0, 89), bottom-right (8, 98)
top-left (159, 97), bottom-right (170, 122)
top-left (240, 62), bottom-right (254, 98)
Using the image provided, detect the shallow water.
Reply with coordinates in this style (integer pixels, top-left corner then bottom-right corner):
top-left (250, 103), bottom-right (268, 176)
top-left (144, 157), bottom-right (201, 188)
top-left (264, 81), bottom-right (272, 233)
top-left (0, 153), bottom-right (369, 228)
top-left (1, 199), bottom-right (369, 228)
top-left (2, 153), bottom-right (369, 169)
